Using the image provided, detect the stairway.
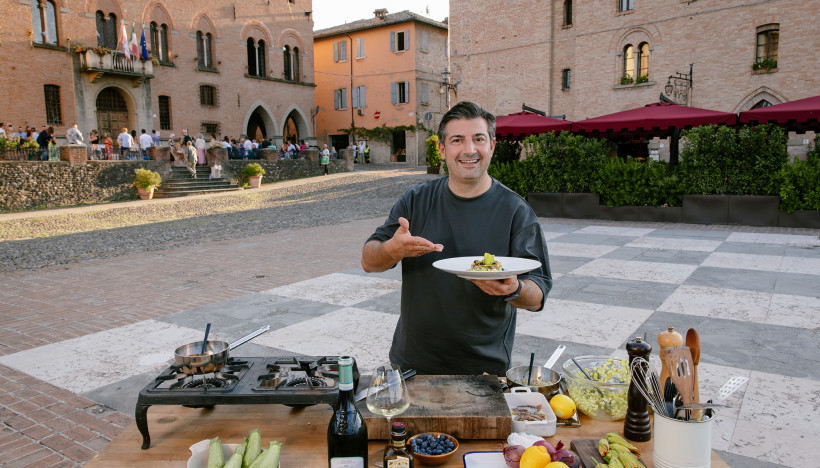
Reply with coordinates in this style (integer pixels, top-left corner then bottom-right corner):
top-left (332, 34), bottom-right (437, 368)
top-left (153, 166), bottom-right (243, 198)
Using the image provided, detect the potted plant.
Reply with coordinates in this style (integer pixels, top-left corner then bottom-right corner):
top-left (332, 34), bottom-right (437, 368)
top-left (635, 74), bottom-right (649, 84)
top-left (426, 135), bottom-right (442, 174)
top-left (133, 168), bottom-right (161, 200)
top-left (619, 74), bottom-right (634, 85)
top-left (242, 163), bottom-right (265, 188)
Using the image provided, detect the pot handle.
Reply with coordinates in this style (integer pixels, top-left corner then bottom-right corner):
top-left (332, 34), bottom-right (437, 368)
top-left (228, 325), bottom-right (271, 350)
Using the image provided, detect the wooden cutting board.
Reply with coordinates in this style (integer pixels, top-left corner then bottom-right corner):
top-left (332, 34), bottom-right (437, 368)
top-left (571, 439), bottom-right (648, 468)
top-left (356, 375), bottom-right (512, 440)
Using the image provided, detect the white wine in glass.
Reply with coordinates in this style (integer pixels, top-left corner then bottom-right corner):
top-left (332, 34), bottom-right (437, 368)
top-left (366, 363), bottom-right (410, 423)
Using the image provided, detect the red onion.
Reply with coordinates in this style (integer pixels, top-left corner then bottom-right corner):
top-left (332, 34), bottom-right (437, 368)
top-left (552, 448), bottom-right (579, 468)
top-left (502, 444), bottom-right (525, 468)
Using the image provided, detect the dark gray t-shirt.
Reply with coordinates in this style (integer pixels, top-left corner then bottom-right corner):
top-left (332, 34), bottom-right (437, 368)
top-left (367, 176), bottom-right (552, 376)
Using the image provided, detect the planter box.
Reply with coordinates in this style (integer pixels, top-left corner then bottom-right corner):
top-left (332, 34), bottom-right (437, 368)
top-left (147, 146), bottom-right (169, 161)
top-left (527, 193), bottom-right (563, 217)
top-left (562, 193), bottom-right (600, 219)
top-left (728, 195), bottom-right (780, 226)
top-left (427, 165), bottom-right (441, 175)
top-left (59, 145), bottom-right (87, 165)
top-left (778, 210), bottom-right (820, 228)
top-left (599, 205), bottom-right (643, 221)
top-left (257, 148), bottom-right (277, 161)
top-left (643, 206), bottom-right (683, 223)
top-left (683, 195), bottom-right (729, 224)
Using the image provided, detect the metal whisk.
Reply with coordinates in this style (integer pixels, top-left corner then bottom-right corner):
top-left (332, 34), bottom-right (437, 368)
top-left (630, 357), bottom-right (667, 418)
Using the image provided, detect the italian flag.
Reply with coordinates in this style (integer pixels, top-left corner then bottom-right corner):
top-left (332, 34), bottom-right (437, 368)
top-left (129, 24), bottom-right (139, 59)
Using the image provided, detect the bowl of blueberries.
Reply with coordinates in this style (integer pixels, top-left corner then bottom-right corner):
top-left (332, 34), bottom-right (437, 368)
top-left (408, 432), bottom-right (458, 465)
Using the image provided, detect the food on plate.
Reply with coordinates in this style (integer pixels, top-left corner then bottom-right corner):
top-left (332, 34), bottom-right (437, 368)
top-left (511, 404), bottom-right (547, 421)
top-left (208, 437), bottom-right (224, 468)
top-left (203, 428), bottom-right (281, 468)
top-left (222, 437), bottom-right (247, 468)
top-left (519, 445), bottom-right (551, 468)
top-left (470, 252), bottom-right (502, 271)
top-left (549, 394), bottom-right (577, 419)
top-left (244, 428), bottom-right (262, 467)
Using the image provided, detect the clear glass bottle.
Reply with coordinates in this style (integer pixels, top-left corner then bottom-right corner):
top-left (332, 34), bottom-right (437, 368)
top-left (327, 356), bottom-right (368, 468)
top-left (383, 422), bottom-right (413, 468)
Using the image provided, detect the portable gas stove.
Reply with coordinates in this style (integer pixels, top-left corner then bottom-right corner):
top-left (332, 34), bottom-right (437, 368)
top-left (135, 356), bottom-right (359, 449)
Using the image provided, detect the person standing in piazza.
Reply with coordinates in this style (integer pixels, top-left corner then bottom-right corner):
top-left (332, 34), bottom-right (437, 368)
top-left (103, 132), bottom-right (114, 159)
top-left (181, 129), bottom-right (192, 146)
top-left (185, 140), bottom-right (198, 178)
top-left (138, 129), bottom-right (153, 160)
top-left (361, 101), bottom-right (552, 376)
top-left (66, 124), bottom-right (84, 145)
top-left (321, 144), bottom-right (330, 175)
top-left (195, 133), bottom-right (207, 165)
top-left (117, 127), bottom-right (133, 160)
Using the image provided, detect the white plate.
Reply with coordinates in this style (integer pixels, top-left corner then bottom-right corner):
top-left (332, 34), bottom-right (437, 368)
top-left (188, 440), bottom-right (280, 468)
top-left (462, 451), bottom-right (507, 467)
top-left (433, 256), bottom-right (542, 280)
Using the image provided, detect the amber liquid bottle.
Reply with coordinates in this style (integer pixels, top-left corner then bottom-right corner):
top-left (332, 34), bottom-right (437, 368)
top-left (383, 422), bottom-right (414, 468)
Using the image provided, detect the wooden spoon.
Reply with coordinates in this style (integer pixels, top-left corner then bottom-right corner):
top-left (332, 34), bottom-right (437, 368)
top-left (686, 328), bottom-right (701, 419)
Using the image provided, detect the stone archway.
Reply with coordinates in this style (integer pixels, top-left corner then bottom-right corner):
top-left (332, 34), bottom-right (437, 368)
top-left (281, 106), bottom-right (310, 146)
top-left (95, 87), bottom-right (129, 139)
top-left (244, 104), bottom-right (276, 141)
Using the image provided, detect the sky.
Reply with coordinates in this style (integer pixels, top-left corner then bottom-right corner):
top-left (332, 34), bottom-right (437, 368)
top-left (311, 0), bottom-right (450, 31)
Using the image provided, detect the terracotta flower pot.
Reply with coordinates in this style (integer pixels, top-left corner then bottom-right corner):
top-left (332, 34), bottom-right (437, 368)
top-left (248, 175), bottom-right (262, 188)
top-left (136, 186), bottom-right (155, 200)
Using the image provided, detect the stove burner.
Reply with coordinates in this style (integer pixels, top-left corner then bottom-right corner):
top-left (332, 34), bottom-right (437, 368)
top-left (178, 378), bottom-right (230, 390)
top-left (284, 377), bottom-right (328, 388)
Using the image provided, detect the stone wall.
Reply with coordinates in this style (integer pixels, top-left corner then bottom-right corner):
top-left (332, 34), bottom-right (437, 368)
top-left (218, 158), bottom-right (350, 185)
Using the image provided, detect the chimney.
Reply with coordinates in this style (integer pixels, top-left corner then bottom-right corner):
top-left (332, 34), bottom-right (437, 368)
top-left (374, 9), bottom-right (388, 22)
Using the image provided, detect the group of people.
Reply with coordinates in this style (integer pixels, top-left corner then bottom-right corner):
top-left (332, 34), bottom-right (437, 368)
top-left (0, 122), bottom-right (60, 161)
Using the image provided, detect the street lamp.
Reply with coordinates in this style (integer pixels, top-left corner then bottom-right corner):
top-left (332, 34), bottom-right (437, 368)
top-left (439, 67), bottom-right (460, 109)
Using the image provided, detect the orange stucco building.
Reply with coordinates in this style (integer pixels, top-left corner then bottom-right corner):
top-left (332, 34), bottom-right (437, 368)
top-left (313, 10), bottom-right (448, 165)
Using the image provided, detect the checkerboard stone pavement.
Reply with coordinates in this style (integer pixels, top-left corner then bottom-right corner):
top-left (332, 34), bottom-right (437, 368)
top-left (1, 211), bottom-right (819, 466)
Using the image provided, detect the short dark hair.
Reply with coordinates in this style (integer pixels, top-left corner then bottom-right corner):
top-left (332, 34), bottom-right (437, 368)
top-left (437, 101), bottom-right (496, 142)
top-left (141, 129), bottom-right (146, 133)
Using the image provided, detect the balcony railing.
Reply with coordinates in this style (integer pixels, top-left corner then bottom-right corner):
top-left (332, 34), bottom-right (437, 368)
top-left (79, 50), bottom-right (154, 85)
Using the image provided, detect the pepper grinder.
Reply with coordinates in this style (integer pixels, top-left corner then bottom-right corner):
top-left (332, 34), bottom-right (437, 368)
top-left (624, 336), bottom-right (652, 442)
top-left (657, 326), bottom-right (683, 398)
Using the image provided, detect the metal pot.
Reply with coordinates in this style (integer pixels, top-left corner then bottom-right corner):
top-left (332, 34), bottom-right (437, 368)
top-left (174, 325), bottom-right (270, 374)
top-left (506, 365), bottom-right (562, 398)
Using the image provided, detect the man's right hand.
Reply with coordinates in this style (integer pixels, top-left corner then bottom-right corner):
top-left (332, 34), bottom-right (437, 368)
top-left (361, 217), bottom-right (443, 272)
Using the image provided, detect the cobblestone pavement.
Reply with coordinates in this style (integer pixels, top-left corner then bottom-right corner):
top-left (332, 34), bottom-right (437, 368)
top-left (0, 167), bottom-right (817, 467)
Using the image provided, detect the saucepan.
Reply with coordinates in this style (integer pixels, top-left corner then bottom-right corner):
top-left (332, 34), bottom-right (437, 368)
top-left (505, 345), bottom-right (565, 398)
top-left (174, 325), bottom-right (270, 374)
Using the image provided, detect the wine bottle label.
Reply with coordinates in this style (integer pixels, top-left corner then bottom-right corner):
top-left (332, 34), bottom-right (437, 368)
top-left (330, 456), bottom-right (364, 468)
top-left (339, 381), bottom-right (354, 391)
top-left (386, 457), bottom-right (410, 467)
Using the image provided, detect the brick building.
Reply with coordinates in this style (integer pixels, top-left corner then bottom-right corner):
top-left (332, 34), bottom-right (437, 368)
top-left (449, 0), bottom-right (819, 157)
top-left (314, 10), bottom-right (449, 165)
top-left (0, 0), bottom-right (317, 147)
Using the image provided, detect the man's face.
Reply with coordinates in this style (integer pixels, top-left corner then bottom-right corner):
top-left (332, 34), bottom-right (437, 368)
top-left (439, 117), bottom-right (495, 184)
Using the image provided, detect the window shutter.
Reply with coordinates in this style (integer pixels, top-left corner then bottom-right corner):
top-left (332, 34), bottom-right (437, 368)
top-left (334, 90), bottom-right (339, 110)
top-left (404, 81), bottom-right (409, 103)
top-left (333, 42), bottom-right (339, 62)
top-left (360, 86), bottom-right (366, 107)
top-left (341, 40), bottom-right (347, 61)
top-left (352, 87), bottom-right (359, 108)
top-left (390, 31), bottom-right (396, 52)
top-left (420, 31), bottom-right (428, 51)
top-left (391, 82), bottom-right (397, 104)
top-left (420, 82), bottom-right (428, 103)
top-left (358, 38), bottom-right (365, 57)
top-left (403, 30), bottom-right (410, 50)
top-left (341, 90), bottom-right (347, 109)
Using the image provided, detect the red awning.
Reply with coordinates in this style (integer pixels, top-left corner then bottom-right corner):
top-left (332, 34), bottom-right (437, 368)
top-left (495, 111), bottom-right (571, 139)
top-left (739, 95), bottom-right (820, 130)
top-left (571, 101), bottom-right (737, 135)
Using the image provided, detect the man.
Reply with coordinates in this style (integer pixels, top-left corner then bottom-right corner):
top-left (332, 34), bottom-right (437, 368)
top-left (138, 129), bottom-right (153, 159)
top-left (66, 124), bottom-right (84, 145)
top-left (37, 126), bottom-right (53, 160)
top-left (117, 127), bottom-right (133, 159)
top-left (186, 140), bottom-right (198, 178)
top-left (242, 137), bottom-right (253, 158)
top-left (181, 129), bottom-right (192, 146)
top-left (151, 129), bottom-right (160, 146)
top-left (287, 140), bottom-right (297, 159)
top-left (361, 101), bottom-right (552, 376)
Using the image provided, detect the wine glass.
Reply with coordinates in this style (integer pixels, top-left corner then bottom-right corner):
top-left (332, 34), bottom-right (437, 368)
top-left (366, 363), bottom-right (410, 437)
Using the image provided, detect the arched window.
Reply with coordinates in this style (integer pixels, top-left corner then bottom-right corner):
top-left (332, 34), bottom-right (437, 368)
top-left (150, 22), bottom-right (160, 58)
top-left (103, 13), bottom-right (117, 50)
top-left (159, 24), bottom-right (169, 62)
top-left (95, 11), bottom-right (106, 47)
top-left (563, 0), bottom-right (572, 27)
top-left (196, 31), bottom-right (213, 69)
top-left (283, 45), bottom-right (291, 80)
top-left (751, 99), bottom-right (772, 109)
top-left (623, 45), bottom-right (634, 81)
top-left (247, 38), bottom-right (257, 76)
top-left (32, 0), bottom-right (58, 45)
top-left (293, 47), bottom-right (300, 82)
top-left (637, 42), bottom-right (649, 78)
top-left (257, 40), bottom-right (266, 77)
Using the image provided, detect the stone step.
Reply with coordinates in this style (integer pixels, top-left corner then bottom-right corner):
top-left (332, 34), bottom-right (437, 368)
top-left (161, 178), bottom-right (231, 185)
top-left (152, 187), bottom-right (244, 198)
top-left (158, 183), bottom-right (237, 191)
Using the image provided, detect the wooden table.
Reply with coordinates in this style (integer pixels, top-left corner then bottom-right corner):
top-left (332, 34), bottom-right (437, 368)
top-left (86, 403), bottom-right (728, 467)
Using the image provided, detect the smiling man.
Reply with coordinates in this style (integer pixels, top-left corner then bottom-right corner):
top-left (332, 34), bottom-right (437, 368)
top-left (361, 101), bottom-right (552, 375)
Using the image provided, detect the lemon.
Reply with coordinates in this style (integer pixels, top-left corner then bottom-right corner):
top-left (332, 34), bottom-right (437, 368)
top-left (549, 394), bottom-right (577, 419)
top-left (520, 445), bottom-right (551, 468)
top-left (545, 463), bottom-right (570, 468)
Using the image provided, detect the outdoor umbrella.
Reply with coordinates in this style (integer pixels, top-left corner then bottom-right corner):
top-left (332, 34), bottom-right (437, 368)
top-left (571, 101), bottom-right (737, 164)
top-left (495, 111), bottom-right (571, 140)
top-left (739, 95), bottom-right (820, 132)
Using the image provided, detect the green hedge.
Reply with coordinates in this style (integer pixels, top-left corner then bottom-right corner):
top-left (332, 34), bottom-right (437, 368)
top-left (490, 124), bottom-right (816, 211)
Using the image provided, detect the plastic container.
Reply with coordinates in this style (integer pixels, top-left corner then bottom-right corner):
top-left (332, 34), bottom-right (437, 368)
top-left (653, 413), bottom-right (713, 468)
top-left (562, 355), bottom-right (630, 420)
top-left (503, 387), bottom-right (556, 437)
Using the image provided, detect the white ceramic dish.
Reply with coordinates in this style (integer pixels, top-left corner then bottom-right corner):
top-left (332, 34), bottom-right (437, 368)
top-left (432, 256), bottom-right (542, 280)
top-left (504, 387), bottom-right (557, 437)
top-left (462, 451), bottom-right (507, 467)
top-left (187, 439), bottom-right (279, 468)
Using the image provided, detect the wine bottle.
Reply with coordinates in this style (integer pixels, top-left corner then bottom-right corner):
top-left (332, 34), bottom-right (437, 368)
top-left (383, 422), bottom-right (413, 468)
top-left (328, 356), bottom-right (368, 467)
